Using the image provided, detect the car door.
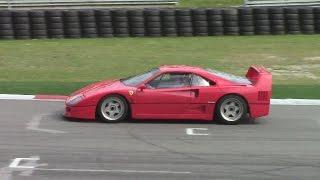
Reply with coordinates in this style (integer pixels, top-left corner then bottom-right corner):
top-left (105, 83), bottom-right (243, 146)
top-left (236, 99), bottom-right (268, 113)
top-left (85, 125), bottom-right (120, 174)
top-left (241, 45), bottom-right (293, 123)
top-left (186, 74), bottom-right (224, 120)
top-left (131, 72), bottom-right (194, 119)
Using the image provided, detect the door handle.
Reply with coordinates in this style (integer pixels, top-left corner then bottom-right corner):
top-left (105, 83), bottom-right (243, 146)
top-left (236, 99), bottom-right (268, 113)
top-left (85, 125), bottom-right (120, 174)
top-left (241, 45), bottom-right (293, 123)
top-left (190, 89), bottom-right (199, 97)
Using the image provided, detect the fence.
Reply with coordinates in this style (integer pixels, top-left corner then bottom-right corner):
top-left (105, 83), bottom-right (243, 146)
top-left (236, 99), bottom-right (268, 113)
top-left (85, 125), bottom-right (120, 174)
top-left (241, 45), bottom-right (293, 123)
top-left (0, 7), bottom-right (320, 39)
top-left (0, 0), bottom-right (179, 9)
top-left (244, 0), bottom-right (320, 6)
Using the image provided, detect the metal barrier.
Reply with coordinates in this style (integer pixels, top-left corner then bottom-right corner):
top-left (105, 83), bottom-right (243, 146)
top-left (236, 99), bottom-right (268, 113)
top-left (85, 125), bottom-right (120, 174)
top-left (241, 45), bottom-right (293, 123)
top-left (0, 0), bottom-right (179, 9)
top-left (244, 0), bottom-right (320, 6)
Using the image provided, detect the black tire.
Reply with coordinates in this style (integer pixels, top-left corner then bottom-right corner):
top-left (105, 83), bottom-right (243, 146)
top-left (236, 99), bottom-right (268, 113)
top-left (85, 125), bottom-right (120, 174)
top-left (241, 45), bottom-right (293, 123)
top-left (284, 8), bottom-right (298, 14)
top-left (255, 20), bottom-right (270, 26)
top-left (285, 14), bottom-right (299, 20)
top-left (162, 21), bottom-right (176, 28)
top-left (208, 15), bottom-right (223, 21)
top-left (64, 22), bottom-right (80, 29)
top-left (96, 10), bottom-right (111, 16)
top-left (254, 14), bottom-right (269, 20)
top-left (113, 16), bottom-right (128, 22)
top-left (112, 9), bottom-right (127, 17)
top-left (286, 20), bottom-right (299, 26)
top-left (80, 16), bottom-right (95, 22)
top-left (223, 15), bottom-right (238, 21)
top-left (0, 29), bottom-right (14, 36)
top-left (176, 9), bottom-right (191, 16)
top-left (240, 26), bottom-right (255, 32)
top-left (128, 9), bottom-right (143, 16)
top-left (239, 20), bottom-right (254, 26)
top-left (0, 23), bottom-right (12, 30)
top-left (96, 16), bottom-right (112, 22)
top-left (253, 8), bottom-right (268, 14)
top-left (0, 17), bottom-right (11, 24)
top-left (145, 21), bottom-right (161, 28)
top-left (30, 24), bottom-right (47, 30)
top-left (208, 21), bottom-right (223, 27)
top-left (31, 30), bottom-right (47, 36)
top-left (46, 17), bottom-right (63, 23)
top-left (215, 95), bottom-right (247, 125)
top-left (30, 17), bottom-right (46, 24)
top-left (145, 16), bottom-right (161, 22)
top-left (65, 28), bottom-right (81, 35)
top-left (0, 11), bottom-right (11, 17)
top-left (207, 9), bottom-right (222, 15)
top-left (270, 20), bottom-right (285, 26)
top-left (224, 21), bottom-right (238, 27)
top-left (81, 22), bottom-right (97, 28)
top-left (161, 16), bottom-right (175, 22)
top-left (129, 22), bottom-right (144, 28)
top-left (97, 21), bottom-right (113, 28)
top-left (12, 17), bottom-right (29, 24)
top-left (238, 8), bottom-right (253, 15)
top-left (269, 7), bottom-right (284, 14)
top-left (144, 9), bottom-right (160, 16)
top-left (129, 16), bottom-right (144, 22)
top-left (192, 15), bottom-right (207, 21)
top-left (177, 21), bottom-right (192, 27)
top-left (97, 95), bottom-right (129, 123)
top-left (161, 9), bottom-right (175, 16)
top-left (193, 21), bottom-right (207, 27)
top-left (176, 16), bottom-right (192, 22)
top-left (13, 24), bottom-right (29, 30)
top-left (98, 28), bottom-right (113, 34)
top-left (240, 31), bottom-right (255, 35)
top-left (269, 14), bottom-right (284, 20)
top-left (47, 23), bottom-right (63, 29)
top-left (162, 27), bottom-right (177, 34)
top-left (239, 15), bottom-right (254, 21)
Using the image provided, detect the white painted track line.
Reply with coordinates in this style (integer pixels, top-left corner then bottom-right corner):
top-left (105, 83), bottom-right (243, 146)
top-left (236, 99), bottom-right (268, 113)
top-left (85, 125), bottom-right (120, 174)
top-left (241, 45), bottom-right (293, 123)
top-left (271, 99), bottom-right (320, 106)
top-left (0, 94), bottom-right (320, 105)
top-left (0, 94), bottom-right (35, 100)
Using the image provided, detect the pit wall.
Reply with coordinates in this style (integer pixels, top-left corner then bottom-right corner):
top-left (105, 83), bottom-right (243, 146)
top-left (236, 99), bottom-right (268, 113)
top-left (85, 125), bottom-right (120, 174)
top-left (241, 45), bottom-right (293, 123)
top-left (0, 7), bottom-right (319, 39)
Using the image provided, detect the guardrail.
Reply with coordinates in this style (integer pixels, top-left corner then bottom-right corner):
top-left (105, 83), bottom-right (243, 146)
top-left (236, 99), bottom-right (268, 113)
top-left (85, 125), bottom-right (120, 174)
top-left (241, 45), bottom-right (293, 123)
top-left (0, 7), bottom-right (320, 39)
top-left (0, 0), bottom-right (179, 9)
top-left (244, 0), bottom-right (320, 7)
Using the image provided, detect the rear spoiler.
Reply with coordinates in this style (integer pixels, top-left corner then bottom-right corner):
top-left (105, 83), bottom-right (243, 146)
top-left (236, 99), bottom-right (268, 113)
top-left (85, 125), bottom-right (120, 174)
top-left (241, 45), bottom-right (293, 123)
top-left (246, 66), bottom-right (272, 91)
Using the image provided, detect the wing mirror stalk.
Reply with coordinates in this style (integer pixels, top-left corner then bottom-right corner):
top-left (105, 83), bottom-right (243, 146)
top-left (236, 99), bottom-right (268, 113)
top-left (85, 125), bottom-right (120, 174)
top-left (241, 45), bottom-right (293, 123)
top-left (138, 84), bottom-right (146, 91)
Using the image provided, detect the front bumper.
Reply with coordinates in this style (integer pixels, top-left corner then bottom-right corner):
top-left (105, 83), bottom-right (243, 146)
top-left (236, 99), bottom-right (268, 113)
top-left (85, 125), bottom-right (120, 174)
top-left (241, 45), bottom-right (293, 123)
top-left (64, 105), bottom-right (96, 120)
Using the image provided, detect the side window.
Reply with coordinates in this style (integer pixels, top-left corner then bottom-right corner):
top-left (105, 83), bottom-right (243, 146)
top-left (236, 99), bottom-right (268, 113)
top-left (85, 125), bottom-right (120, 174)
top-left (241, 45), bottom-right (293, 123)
top-left (147, 73), bottom-right (191, 89)
top-left (191, 74), bottom-right (211, 87)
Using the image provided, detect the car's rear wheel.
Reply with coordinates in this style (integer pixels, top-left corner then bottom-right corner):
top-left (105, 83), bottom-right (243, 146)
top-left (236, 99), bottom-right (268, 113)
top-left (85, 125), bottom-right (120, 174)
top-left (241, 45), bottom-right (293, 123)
top-left (215, 95), bottom-right (247, 125)
top-left (98, 95), bottom-right (129, 123)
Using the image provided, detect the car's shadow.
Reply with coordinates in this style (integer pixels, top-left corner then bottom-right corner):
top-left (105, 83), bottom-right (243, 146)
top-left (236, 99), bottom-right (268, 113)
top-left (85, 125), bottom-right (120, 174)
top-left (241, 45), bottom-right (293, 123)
top-left (60, 114), bottom-right (260, 125)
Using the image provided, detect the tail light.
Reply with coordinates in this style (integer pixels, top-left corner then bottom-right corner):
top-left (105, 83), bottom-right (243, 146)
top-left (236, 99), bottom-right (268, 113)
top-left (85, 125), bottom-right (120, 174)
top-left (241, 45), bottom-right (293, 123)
top-left (258, 91), bottom-right (269, 101)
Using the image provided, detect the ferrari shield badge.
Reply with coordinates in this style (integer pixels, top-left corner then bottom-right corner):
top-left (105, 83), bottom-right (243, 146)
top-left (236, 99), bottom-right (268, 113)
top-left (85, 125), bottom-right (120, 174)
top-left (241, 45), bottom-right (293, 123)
top-left (129, 90), bottom-right (134, 96)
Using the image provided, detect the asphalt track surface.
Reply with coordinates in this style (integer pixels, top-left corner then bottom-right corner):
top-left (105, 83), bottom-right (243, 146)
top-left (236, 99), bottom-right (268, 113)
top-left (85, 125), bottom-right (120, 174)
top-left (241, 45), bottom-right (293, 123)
top-left (0, 100), bottom-right (320, 180)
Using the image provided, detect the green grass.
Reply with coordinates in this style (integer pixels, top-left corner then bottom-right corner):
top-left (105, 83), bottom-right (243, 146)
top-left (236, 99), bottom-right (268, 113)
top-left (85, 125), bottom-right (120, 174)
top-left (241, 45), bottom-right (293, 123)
top-left (178, 0), bottom-right (243, 7)
top-left (0, 35), bottom-right (320, 98)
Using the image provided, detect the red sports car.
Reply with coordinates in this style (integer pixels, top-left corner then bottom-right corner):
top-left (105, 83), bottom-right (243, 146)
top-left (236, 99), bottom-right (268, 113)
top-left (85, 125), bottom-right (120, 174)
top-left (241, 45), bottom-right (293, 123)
top-left (64, 65), bottom-right (272, 124)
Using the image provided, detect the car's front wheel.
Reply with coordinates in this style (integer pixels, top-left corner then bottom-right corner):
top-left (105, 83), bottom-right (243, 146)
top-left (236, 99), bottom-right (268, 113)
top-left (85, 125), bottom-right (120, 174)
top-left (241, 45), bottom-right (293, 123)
top-left (98, 95), bottom-right (129, 123)
top-left (215, 95), bottom-right (247, 125)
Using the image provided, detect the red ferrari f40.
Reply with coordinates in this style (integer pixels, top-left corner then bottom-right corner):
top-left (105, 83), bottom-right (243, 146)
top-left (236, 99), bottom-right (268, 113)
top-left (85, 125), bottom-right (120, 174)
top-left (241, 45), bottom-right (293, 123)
top-left (65, 65), bottom-right (272, 124)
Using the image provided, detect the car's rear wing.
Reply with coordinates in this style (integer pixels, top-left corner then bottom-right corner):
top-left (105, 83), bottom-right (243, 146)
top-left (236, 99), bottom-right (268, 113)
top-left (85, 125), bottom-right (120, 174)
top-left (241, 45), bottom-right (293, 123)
top-left (246, 66), bottom-right (272, 101)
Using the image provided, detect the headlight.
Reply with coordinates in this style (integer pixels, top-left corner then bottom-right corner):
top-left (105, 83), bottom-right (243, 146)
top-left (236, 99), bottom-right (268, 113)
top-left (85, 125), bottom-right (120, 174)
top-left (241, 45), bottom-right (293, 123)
top-left (66, 94), bottom-right (84, 106)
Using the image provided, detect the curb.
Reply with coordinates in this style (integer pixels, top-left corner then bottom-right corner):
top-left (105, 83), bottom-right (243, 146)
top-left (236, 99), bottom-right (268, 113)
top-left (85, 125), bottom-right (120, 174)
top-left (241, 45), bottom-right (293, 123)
top-left (0, 94), bottom-right (320, 105)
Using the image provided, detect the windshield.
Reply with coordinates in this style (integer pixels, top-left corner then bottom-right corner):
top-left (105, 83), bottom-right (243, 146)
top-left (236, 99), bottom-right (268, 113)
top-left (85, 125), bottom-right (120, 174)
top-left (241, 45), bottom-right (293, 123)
top-left (121, 68), bottom-right (159, 86)
top-left (206, 68), bottom-right (252, 84)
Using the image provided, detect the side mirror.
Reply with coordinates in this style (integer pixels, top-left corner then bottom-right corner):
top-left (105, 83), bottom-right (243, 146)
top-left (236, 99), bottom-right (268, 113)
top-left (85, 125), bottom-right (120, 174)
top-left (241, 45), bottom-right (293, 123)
top-left (138, 84), bottom-right (146, 91)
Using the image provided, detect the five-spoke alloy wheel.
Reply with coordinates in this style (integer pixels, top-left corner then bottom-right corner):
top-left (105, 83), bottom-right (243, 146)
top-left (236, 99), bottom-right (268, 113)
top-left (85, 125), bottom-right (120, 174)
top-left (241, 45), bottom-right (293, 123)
top-left (98, 95), bottom-right (129, 123)
top-left (216, 95), bottom-right (247, 124)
